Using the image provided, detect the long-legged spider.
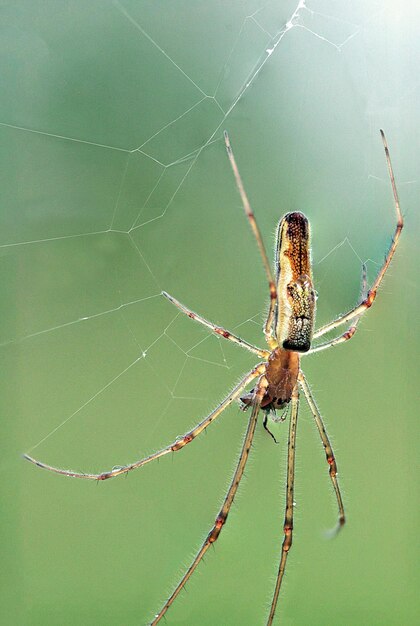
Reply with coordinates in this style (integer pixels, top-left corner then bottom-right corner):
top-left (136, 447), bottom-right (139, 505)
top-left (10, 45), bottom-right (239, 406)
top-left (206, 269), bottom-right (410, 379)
top-left (25, 130), bottom-right (403, 625)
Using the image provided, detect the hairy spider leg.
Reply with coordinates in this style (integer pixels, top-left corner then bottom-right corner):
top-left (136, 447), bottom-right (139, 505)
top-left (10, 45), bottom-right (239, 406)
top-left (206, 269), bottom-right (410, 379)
top-left (162, 290), bottom-right (269, 358)
top-left (267, 383), bottom-right (299, 625)
top-left (299, 372), bottom-right (345, 532)
top-left (24, 364), bottom-right (266, 480)
top-left (314, 130), bottom-right (403, 340)
top-left (150, 375), bottom-right (269, 625)
top-left (224, 131), bottom-right (278, 348)
top-left (307, 263), bottom-right (368, 355)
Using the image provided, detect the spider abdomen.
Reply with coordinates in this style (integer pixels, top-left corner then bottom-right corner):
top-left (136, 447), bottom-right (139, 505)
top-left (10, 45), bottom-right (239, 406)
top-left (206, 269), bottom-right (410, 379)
top-left (274, 212), bottom-right (315, 352)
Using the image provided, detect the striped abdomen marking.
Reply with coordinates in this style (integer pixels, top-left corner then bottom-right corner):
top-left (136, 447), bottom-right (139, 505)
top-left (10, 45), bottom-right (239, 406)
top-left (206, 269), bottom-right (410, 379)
top-left (274, 212), bottom-right (315, 352)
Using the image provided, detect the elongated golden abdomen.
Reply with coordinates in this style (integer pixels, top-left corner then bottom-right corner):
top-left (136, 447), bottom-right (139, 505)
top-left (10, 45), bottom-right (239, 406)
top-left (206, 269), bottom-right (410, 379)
top-left (274, 212), bottom-right (315, 352)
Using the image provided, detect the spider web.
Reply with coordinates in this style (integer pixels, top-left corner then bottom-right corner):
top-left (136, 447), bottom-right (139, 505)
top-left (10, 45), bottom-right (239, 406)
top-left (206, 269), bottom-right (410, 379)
top-left (1, 1), bottom-right (418, 625)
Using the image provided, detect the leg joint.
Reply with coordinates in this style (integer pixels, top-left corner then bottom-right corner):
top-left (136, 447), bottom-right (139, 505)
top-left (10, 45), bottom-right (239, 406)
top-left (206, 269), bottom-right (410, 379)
top-left (171, 432), bottom-right (194, 451)
top-left (366, 289), bottom-right (376, 307)
top-left (327, 455), bottom-right (337, 475)
top-left (282, 525), bottom-right (293, 551)
top-left (208, 514), bottom-right (226, 543)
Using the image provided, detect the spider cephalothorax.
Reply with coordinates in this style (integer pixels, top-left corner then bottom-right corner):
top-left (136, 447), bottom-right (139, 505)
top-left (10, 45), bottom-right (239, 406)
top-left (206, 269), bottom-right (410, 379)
top-left (240, 348), bottom-right (299, 412)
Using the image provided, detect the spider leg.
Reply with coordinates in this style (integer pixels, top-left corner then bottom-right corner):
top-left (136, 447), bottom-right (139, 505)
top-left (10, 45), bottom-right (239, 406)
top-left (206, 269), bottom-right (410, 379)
top-left (306, 324), bottom-right (358, 355)
top-left (307, 263), bottom-right (368, 355)
top-left (298, 372), bottom-right (345, 532)
top-left (314, 130), bottom-right (403, 340)
top-left (24, 363), bottom-right (266, 480)
top-left (224, 132), bottom-right (277, 348)
top-left (150, 375), bottom-right (268, 625)
top-left (267, 383), bottom-right (299, 626)
top-left (162, 291), bottom-right (269, 358)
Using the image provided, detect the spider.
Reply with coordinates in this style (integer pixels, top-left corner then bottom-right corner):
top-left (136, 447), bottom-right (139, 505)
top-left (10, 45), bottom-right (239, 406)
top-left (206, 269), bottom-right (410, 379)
top-left (24, 130), bottom-right (403, 625)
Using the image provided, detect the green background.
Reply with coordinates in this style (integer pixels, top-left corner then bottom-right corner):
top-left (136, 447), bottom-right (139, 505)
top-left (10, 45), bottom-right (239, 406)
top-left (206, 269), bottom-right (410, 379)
top-left (1, 1), bottom-right (418, 625)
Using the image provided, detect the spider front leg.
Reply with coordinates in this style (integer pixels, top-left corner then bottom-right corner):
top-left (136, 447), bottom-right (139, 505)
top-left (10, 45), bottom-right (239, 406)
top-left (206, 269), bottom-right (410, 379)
top-left (314, 130), bottom-right (403, 340)
top-left (162, 291), bottom-right (269, 358)
top-left (150, 375), bottom-right (268, 625)
top-left (224, 132), bottom-right (278, 348)
top-left (24, 363), bottom-right (266, 480)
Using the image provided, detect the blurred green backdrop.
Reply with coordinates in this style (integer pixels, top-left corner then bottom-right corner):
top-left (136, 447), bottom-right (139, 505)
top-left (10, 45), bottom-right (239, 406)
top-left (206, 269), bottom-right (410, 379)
top-left (1, 1), bottom-right (418, 625)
